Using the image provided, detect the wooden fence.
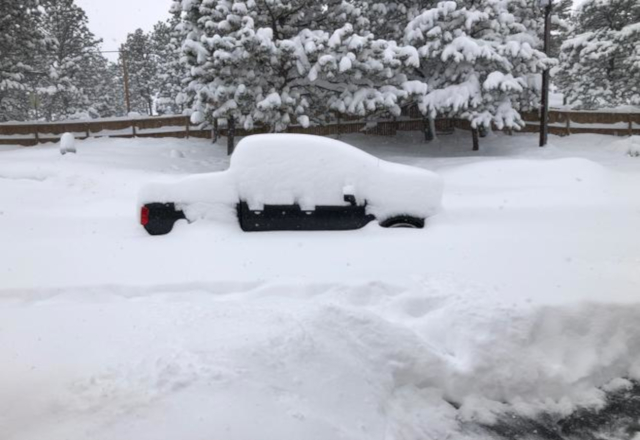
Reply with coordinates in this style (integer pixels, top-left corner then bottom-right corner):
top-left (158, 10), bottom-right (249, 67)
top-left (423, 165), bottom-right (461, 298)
top-left (1, 109), bottom-right (638, 147)
top-left (519, 110), bottom-right (640, 137)
top-left (0, 114), bottom-right (453, 146)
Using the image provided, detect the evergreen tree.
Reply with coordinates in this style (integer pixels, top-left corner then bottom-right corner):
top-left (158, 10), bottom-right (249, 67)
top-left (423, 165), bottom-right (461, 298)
top-left (549, 0), bottom-right (574, 59)
top-left (38, 0), bottom-right (108, 120)
top-left (177, 0), bottom-right (421, 136)
top-left (151, 18), bottom-right (188, 115)
top-left (120, 29), bottom-right (158, 115)
top-left (302, 24), bottom-right (424, 122)
top-left (86, 58), bottom-right (127, 118)
top-left (404, 1), bottom-right (552, 133)
top-left (557, 0), bottom-right (640, 109)
top-left (0, 0), bottom-right (52, 121)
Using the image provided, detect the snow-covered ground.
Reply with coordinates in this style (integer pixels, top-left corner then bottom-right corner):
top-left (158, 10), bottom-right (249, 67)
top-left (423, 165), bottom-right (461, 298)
top-left (1, 131), bottom-right (640, 440)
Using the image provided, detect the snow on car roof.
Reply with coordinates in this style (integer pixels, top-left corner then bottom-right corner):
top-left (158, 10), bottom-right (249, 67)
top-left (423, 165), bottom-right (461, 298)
top-left (231, 134), bottom-right (443, 219)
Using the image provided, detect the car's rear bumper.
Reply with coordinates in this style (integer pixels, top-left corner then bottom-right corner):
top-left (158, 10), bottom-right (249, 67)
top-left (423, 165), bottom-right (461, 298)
top-left (140, 203), bottom-right (186, 235)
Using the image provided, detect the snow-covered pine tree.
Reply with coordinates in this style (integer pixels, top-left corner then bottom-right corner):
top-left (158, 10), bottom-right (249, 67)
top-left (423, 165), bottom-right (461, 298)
top-left (622, 22), bottom-right (640, 105)
top-left (548, 0), bottom-right (573, 59)
top-left (176, 0), bottom-right (422, 143)
top-left (557, 0), bottom-right (640, 109)
top-left (404, 1), bottom-right (552, 148)
top-left (0, 0), bottom-right (52, 121)
top-left (179, 0), bottom-right (313, 151)
top-left (120, 29), bottom-right (158, 115)
top-left (151, 18), bottom-right (188, 115)
top-left (300, 23), bottom-right (425, 123)
top-left (37, 0), bottom-right (109, 120)
top-left (85, 58), bottom-right (127, 118)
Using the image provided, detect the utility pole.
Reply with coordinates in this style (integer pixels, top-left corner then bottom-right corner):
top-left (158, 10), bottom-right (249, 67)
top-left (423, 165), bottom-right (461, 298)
top-left (539, 0), bottom-right (552, 147)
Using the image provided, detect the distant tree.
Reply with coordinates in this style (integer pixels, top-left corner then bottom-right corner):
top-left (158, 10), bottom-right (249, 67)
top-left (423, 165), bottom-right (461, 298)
top-left (37, 0), bottom-right (111, 120)
top-left (121, 29), bottom-right (158, 115)
top-left (0, 0), bottom-right (52, 121)
top-left (86, 58), bottom-right (127, 118)
top-left (150, 18), bottom-right (189, 115)
top-left (557, 0), bottom-right (640, 109)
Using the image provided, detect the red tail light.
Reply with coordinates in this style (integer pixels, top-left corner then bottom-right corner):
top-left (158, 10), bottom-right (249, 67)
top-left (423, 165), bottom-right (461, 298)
top-left (140, 206), bottom-right (149, 226)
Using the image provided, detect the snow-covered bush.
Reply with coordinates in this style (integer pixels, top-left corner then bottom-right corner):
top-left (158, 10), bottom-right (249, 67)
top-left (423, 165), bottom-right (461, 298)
top-left (628, 138), bottom-right (640, 157)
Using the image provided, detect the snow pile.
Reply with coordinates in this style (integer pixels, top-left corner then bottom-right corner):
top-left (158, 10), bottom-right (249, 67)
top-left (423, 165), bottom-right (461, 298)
top-left (140, 134), bottom-right (443, 222)
top-left (59, 132), bottom-right (76, 155)
top-left (1, 280), bottom-right (640, 440)
top-left (169, 149), bottom-right (185, 159)
top-left (627, 136), bottom-right (640, 157)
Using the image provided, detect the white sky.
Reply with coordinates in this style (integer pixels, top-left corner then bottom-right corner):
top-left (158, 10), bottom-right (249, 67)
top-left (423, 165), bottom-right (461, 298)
top-left (76, 0), bottom-right (174, 60)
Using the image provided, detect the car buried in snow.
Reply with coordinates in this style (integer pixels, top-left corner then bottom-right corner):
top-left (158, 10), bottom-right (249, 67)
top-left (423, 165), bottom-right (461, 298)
top-left (138, 134), bottom-right (443, 235)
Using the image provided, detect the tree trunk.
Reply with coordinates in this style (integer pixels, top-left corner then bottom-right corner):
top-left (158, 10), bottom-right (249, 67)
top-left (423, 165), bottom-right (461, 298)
top-left (227, 116), bottom-right (235, 155)
top-left (148, 99), bottom-right (153, 116)
top-left (212, 118), bottom-right (218, 144)
top-left (429, 117), bottom-right (437, 141)
top-left (423, 116), bottom-right (434, 142)
top-left (471, 127), bottom-right (480, 151)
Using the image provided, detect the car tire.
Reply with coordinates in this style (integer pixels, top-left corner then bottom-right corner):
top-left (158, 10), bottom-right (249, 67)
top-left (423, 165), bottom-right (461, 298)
top-left (379, 216), bottom-right (425, 229)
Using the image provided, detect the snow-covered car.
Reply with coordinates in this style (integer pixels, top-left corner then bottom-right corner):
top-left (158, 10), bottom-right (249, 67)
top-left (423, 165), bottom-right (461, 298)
top-left (139, 134), bottom-right (443, 235)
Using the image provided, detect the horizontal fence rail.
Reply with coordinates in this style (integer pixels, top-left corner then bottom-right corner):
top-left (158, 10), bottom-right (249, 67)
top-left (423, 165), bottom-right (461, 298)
top-left (1, 109), bottom-right (639, 146)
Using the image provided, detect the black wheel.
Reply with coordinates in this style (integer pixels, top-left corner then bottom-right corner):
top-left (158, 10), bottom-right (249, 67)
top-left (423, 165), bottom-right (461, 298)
top-left (379, 216), bottom-right (424, 229)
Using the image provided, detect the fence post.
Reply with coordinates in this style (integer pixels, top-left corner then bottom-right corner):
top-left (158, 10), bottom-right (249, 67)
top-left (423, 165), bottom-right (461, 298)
top-left (471, 127), bottom-right (480, 151)
top-left (629, 115), bottom-right (633, 137)
top-left (85, 123), bottom-right (90, 139)
top-left (132, 121), bottom-right (137, 138)
top-left (33, 126), bottom-right (39, 146)
top-left (566, 114), bottom-right (571, 136)
top-left (185, 118), bottom-right (190, 139)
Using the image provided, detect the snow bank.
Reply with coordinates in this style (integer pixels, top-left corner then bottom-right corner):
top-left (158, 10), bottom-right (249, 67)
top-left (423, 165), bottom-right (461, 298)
top-left (140, 134), bottom-right (443, 223)
top-left (627, 136), bottom-right (640, 157)
top-left (1, 280), bottom-right (640, 440)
